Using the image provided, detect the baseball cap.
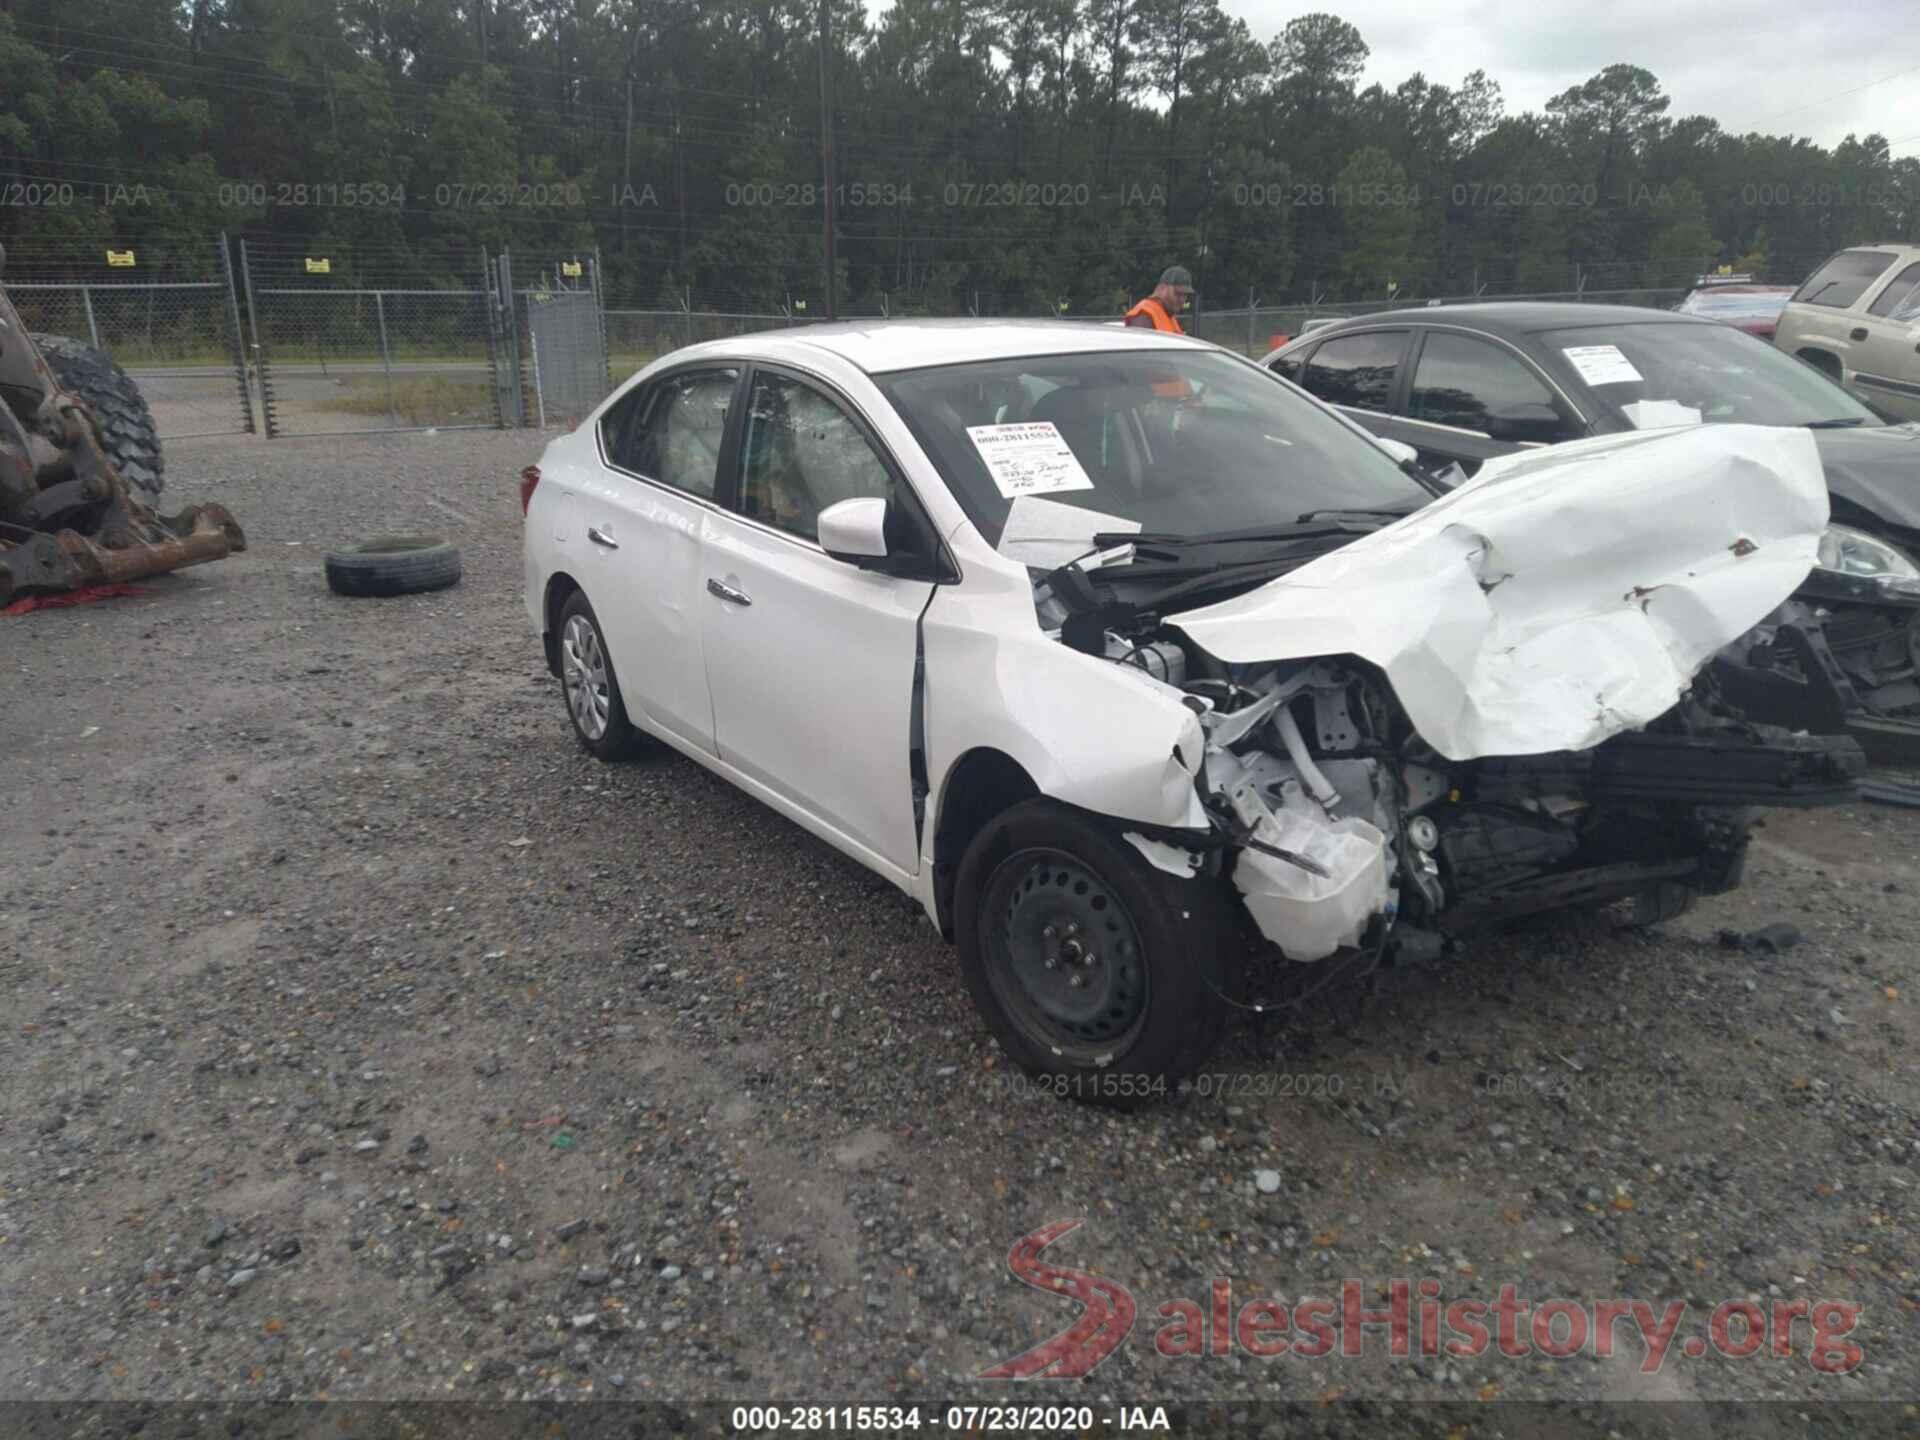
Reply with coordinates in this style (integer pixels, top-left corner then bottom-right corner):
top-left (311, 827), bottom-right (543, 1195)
top-left (1158, 265), bottom-right (1194, 290)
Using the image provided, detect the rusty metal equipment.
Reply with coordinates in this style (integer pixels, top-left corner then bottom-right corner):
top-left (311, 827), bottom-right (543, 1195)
top-left (0, 244), bottom-right (244, 605)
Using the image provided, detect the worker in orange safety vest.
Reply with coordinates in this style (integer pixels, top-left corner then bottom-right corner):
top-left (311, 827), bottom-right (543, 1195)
top-left (1123, 265), bottom-right (1194, 332)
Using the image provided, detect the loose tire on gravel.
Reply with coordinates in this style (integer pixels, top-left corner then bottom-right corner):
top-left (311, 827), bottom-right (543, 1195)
top-left (954, 798), bottom-right (1231, 1107)
top-left (323, 537), bottom-right (463, 598)
top-left (555, 589), bottom-right (652, 760)
top-left (30, 332), bottom-right (165, 502)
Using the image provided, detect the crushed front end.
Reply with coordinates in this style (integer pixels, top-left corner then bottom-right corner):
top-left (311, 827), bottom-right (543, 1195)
top-left (1171, 660), bottom-right (1862, 960)
top-left (1029, 422), bottom-right (1866, 966)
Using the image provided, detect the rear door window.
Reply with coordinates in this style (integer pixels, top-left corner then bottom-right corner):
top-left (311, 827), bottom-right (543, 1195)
top-left (1792, 250), bottom-right (1901, 309)
top-left (1299, 331), bottom-right (1408, 412)
top-left (1866, 261), bottom-right (1920, 319)
top-left (616, 368), bottom-right (740, 499)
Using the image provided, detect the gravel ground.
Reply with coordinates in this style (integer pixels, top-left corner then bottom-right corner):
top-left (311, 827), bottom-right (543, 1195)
top-left (2, 429), bottom-right (1916, 1424)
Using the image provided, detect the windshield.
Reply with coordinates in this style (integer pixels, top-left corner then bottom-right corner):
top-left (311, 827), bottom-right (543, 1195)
top-left (1544, 321), bottom-right (1880, 429)
top-left (874, 349), bottom-right (1432, 545)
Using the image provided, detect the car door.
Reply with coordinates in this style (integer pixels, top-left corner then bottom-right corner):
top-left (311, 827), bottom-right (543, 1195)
top-left (1388, 328), bottom-right (1587, 475)
top-left (1849, 260), bottom-right (1920, 421)
top-left (699, 365), bottom-right (938, 880)
top-left (587, 364), bottom-right (741, 755)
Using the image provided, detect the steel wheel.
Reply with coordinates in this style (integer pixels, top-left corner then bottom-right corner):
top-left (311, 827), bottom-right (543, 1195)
top-left (984, 846), bottom-right (1149, 1057)
top-left (561, 612), bottom-right (611, 741)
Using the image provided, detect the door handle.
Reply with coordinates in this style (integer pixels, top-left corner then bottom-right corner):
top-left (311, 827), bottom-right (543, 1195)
top-left (586, 525), bottom-right (619, 550)
top-left (1850, 327), bottom-right (1869, 342)
top-left (706, 578), bottom-right (752, 607)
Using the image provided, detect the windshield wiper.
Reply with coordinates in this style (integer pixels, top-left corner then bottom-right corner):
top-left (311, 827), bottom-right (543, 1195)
top-left (1806, 417), bottom-right (1871, 429)
top-left (1294, 504), bottom-right (1424, 523)
top-left (1098, 510), bottom-right (1416, 552)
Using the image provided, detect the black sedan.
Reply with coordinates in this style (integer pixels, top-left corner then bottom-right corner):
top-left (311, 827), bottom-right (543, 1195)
top-left (1265, 304), bottom-right (1920, 759)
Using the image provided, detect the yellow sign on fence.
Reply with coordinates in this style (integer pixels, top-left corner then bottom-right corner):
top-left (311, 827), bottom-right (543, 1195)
top-left (561, 260), bottom-right (583, 278)
top-left (305, 257), bottom-right (331, 274)
top-left (106, 250), bottom-right (136, 267)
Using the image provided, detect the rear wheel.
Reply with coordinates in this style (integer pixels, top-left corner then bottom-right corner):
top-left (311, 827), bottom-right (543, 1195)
top-left (955, 799), bottom-right (1228, 1107)
top-left (30, 333), bottom-right (164, 502)
top-left (557, 590), bottom-right (650, 761)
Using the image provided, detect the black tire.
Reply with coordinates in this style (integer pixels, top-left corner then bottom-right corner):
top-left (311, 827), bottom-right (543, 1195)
top-left (30, 332), bottom-right (164, 501)
top-left (323, 536), bottom-right (462, 598)
top-left (954, 799), bottom-right (1230, 1107)
top-left (1619, 881), bottom-right (1696, 929)
top-left (555, 590), bottom-right (651, 760)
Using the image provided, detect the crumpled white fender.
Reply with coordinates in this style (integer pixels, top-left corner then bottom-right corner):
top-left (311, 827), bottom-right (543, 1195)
top-left (1169, 425), bottom-right (1829, 760)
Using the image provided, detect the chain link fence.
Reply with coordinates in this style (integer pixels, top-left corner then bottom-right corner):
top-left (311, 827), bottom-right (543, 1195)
top-left (218, 245), bottom-right (1700, 439)
top-left (603, 308), bottom-right (798, 387)
top-left (239, 246), bottom-right (623, 437)
top-left (240, 244), bottom-right (502, 438)
top-left (4, 240), bottom-right (254, 438)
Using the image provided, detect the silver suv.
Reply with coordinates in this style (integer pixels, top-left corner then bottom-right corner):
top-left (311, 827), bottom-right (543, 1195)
top-left (1774, 244), bottom-right (1920, 421)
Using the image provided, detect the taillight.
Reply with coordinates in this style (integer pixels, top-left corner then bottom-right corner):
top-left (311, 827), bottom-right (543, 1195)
top-left (519, 464), bottom-right (540, 516)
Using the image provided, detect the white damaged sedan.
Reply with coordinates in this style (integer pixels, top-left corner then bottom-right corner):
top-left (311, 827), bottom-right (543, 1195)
top-left (522, 321), bottom-right (1863, 1103)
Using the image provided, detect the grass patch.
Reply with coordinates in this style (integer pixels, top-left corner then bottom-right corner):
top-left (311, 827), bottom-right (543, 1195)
top-left (315, 374), bottom-right (496, 425)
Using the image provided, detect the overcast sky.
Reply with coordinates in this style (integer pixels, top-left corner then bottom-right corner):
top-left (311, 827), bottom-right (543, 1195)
top-left (1217, 0), bottom-right (1920, 155)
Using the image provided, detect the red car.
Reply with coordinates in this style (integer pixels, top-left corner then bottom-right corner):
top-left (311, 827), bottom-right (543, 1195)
top-left (1674, 284), bottom-right (1797, 339)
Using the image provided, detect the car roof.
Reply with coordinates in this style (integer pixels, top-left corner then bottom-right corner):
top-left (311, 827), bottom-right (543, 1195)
top-left (1284, 302), bottom-right (1724, 341)
top-left (688, 318), bottom-right (1212, 375)
top-left (1835, 242), bottom-right (1920, 258)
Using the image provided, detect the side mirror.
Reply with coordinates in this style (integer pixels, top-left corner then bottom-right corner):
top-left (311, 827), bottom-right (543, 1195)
top-left (818, 496), bottom-right (890, 564)
top-left (1374, 437), bottom-right (1419, 467)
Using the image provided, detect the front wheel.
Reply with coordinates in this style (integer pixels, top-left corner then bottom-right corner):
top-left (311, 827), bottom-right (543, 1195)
top-left (954, 799), bottom-right (1229, 1107)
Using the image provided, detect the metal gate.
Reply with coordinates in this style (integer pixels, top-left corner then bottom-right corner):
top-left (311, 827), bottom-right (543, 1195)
top-left (524, 290), bottom-right (607, 426)
top-left (238, 243), bottom-right (610, 437)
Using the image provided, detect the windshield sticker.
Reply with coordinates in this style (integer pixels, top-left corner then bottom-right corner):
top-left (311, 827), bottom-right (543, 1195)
top-left (1560, 344), bottom-right (1643, 387)
top-left (1620, 398), bottom-right (1703, 430)
top-left (996, 494), bottom-right (1140, 569)
top-left (967, 421), bottom-right (1096, 498)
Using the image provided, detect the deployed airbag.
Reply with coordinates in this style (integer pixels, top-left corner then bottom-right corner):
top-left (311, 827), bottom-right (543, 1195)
top-left (1171, 426), bottom-right (1829, 760)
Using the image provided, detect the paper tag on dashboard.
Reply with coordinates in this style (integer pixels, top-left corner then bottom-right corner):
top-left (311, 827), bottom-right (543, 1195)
top-left (966, 421), bottom-right (1096, 498)
top-left (996, 494), bottom-right (1141, 569)
top-left (1619, 399), bottom-right (1702, 430)
top-left (1560, 344), bottom-right (1643, 387)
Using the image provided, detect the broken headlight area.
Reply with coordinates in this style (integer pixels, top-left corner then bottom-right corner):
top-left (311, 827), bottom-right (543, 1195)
top-left (1714, 593), bottom-right (1920, 764)
top-left (1813, 524), bottom-right (1920, 600)
top-left (1094, 634), bottom-right (1865, 968)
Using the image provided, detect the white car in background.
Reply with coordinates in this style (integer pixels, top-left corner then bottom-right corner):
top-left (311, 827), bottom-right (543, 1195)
top-left (521, 321), bottom-right (1861, 1104)
top-left (1774, 244), bottom-right (1920, 421)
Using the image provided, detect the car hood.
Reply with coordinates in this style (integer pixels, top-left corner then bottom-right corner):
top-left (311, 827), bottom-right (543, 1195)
top-left (1169, 425), bottom-right (1828, 761)
top-left (1813, 423), bottom-right (1920, 536)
